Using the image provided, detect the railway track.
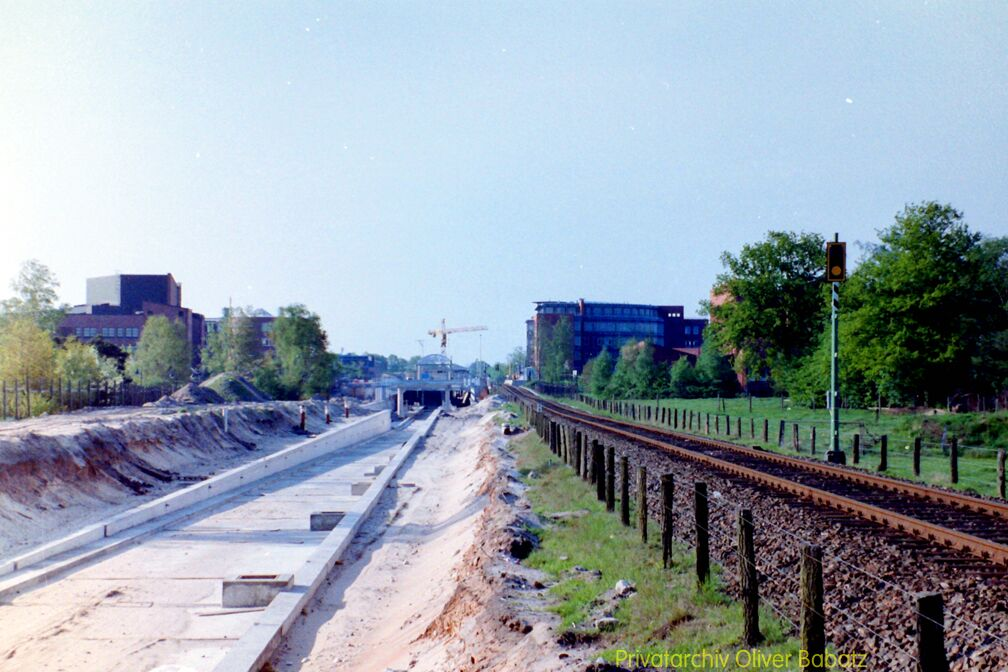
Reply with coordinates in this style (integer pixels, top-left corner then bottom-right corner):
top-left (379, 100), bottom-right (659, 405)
top-left (505, 385), bottom-right (1008, 566)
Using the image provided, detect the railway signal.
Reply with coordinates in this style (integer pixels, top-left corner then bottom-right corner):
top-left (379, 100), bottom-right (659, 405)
top-left (826, 234), bottom-right (846, 465)
top-left (826, 240), bottom-right (846, 282)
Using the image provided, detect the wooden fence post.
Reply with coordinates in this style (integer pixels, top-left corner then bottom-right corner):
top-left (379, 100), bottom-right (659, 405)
top-left (950, 437), bottom-right (958, 484)
top-left (737, 416), bottom-right (742, 438)
top-left (810, 426), bottom-right (816, 454)
top-left (706, 413), bottom-right (710, 434)
top-left (793, 423), bottom-right (800, 452)
top-left (750, 417), bottom-right (754, 439)
top-left (853, 433), bottom-right (860, 465)
top-left (695, 482), bottom-right (710, 587)
top-left (715, 415), bottom-right (720, 435)
top-left (574, 432), bottom-right (582, 477)
top-left (913, 437), bottom-right (922, 476)
top-left (879, 435), bottom-right (888, 472)
top-left (915, 592), bottom-right (950, 672)
top-left (605, 445), bottom-right (615, 512)
top-left (595, 441), bottom-right (605, 501)
top-left (638, 466), bottom-right (648, 543)
top-left (800, 543), bottom-right (825, 672)
top-left (778, 420), bottom-right (785, 447)
top-left (590, 439), bottom-right (600, 486)
top-left (999, 448), bottom-right (1006, 499)
top-left (763, 418), bottom-right (769, 442)
top-left (738, 509), bottom-right (762, 645)
top-left (661, 473), bottom-right (674, 568)
top-left (620, 456), bottom-right (630, 526)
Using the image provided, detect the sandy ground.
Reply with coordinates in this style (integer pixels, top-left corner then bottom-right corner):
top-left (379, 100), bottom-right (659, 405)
top-left (272, 401), bottom-right (577, 672)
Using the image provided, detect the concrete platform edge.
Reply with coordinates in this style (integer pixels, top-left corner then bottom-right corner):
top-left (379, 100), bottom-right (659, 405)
top-left (211, 408), bottom-right (442, 672)
top-left (0, 411), bottom-right (391, 585)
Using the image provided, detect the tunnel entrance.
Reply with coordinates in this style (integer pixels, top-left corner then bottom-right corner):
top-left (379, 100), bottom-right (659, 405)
top-left (400, 389), bottom-right (473, 408)
top-left (403, 390), bottom-right (443, 408)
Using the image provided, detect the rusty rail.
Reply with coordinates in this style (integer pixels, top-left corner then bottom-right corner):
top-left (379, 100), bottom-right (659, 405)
top-left (507, 386), bottom-right (1008, 566)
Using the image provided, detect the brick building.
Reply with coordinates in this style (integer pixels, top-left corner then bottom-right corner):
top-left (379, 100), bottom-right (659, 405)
top-left (526, 299), bottom-right (707, 375)
top-left (57, 273), bottom-right (204, 360)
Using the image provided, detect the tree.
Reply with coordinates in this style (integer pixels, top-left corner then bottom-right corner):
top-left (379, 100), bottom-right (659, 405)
top-left (272, 304), bottom-right (333, 398)
top-left (631, 341), bottom-right (667, 398)
top-left (202, 308), bottom-right (262, 376)
top-left (842, 202), bottom-right (1006, 405)
top-left (539, 317), bottom-right (573, 383)
top-left (0, 316), bottom-right (56, 385)
top-left (57, 338), bottom-right (103, 384)
top-left (694, 342), bottom-right (739, 397)
top-left (507, 347), bottom-right (526, 377)
top-left (606, 341), bottom-right (640, 398)
top-left (128, 315), bottom-right (192, 387)
top-left (587, 349), bottom-right (614, 397)
top-left (669, 358), bottom-right (700, 398)
top-left (1, 259), bottom-right (66, 333)
top-left (706, 231), bottom-right (827, 385)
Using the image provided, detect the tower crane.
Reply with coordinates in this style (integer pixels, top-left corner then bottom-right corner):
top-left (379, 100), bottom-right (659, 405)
top-left (428, 319), bottom-right (487, 355)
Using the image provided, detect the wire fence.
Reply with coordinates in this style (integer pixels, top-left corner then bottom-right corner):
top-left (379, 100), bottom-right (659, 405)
top-left (519, 393), bottom-right (1006, 671)
top-left (576, 394), bottom-right (1008, 497)
top-left (0, 377), bottom-right (180, 421)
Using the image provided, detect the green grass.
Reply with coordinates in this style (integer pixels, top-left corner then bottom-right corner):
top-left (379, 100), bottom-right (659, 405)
top-left (561, 395), bottom-right (1006, 498)
top-left (510, 428), bottom-right (803, 668)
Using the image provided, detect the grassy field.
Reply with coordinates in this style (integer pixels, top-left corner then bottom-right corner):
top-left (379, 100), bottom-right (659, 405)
top-left (509, 426), bottom-right (803, 669)
top-left (558, 395), bottom-right (1007, 498)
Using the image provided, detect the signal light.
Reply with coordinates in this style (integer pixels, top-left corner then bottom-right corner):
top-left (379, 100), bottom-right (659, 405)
top-left (826, 241), bottom-right (846, 282)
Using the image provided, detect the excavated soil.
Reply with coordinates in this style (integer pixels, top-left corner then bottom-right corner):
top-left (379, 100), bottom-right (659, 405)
top-left (272, 400), bottom-right (581, 672)
top-left (0, 399), bottom-right (360, 558)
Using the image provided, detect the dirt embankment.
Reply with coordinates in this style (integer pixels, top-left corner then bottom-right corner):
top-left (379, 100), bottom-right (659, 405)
top-left (271, 400), bottom-right (577, 672)
top-left (0, 400), bottom-right (357, 558)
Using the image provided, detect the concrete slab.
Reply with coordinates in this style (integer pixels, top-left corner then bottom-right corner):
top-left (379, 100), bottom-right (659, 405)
top-left (309, 512), bottom-right (345, 531)
top-left (222, 574), bottom-right (293, 608)
top-left (0, 417), bottom-right (430, 672)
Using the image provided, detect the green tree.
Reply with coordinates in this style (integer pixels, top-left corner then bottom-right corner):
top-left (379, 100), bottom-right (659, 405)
top-left (57, 338), bottom-right (103, 384)
top-left (0, 316), bottom-right (56, 385)
top-left (694, 342), bottom-right (739, 397)
top-left (1, 259), bottom-right (67, 333)
top-left (606, 341), bottom-right (640, 398)
top-left (202, 308), bottom-right (262, 376)
top-left (539, 317), bottom-right (573, 383)
top-left (842, 202), bottom-right (1006, 404)
top-left (631, 341), bottom-right (667, 398)
top-left (587, 349), bottom-right (614, 397)
top-left (669, 358), bottom-right (700, 398)
top-left (272, 304), bottom-right (333, 398)
top-left (706, 231), bottom-right (826, 385)
top-left (507, 347), bottom-right (526, 377)
top-left (128, 315), bottom-right (192, 387)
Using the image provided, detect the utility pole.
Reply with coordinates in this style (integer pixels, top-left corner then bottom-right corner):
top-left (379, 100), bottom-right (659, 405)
top-left (826, 234), bottom-right (846, 465)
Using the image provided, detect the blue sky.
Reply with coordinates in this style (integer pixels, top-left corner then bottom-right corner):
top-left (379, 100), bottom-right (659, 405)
top-left (2, 1), bottom-right (1006, 364)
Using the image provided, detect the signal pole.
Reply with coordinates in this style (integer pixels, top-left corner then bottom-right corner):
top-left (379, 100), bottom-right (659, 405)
top-left (826, 233), bottom-right (846, 465)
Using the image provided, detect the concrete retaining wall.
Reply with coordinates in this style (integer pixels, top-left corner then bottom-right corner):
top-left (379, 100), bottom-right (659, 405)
top-left (3, 411), bottom-right (391, 577)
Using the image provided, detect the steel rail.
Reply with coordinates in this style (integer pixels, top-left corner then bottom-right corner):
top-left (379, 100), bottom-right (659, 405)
top-left (509, 387), bottom-right (1008, 565)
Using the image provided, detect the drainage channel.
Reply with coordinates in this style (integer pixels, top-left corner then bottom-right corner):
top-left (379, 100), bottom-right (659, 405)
top-left (0, 419), bottom-right (432, 672)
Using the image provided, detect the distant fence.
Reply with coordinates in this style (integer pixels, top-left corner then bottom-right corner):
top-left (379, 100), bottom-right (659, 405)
top-left (1, 378), bottom-right (180, 421)
top-left (532, 381), bottom-right (578, 397)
